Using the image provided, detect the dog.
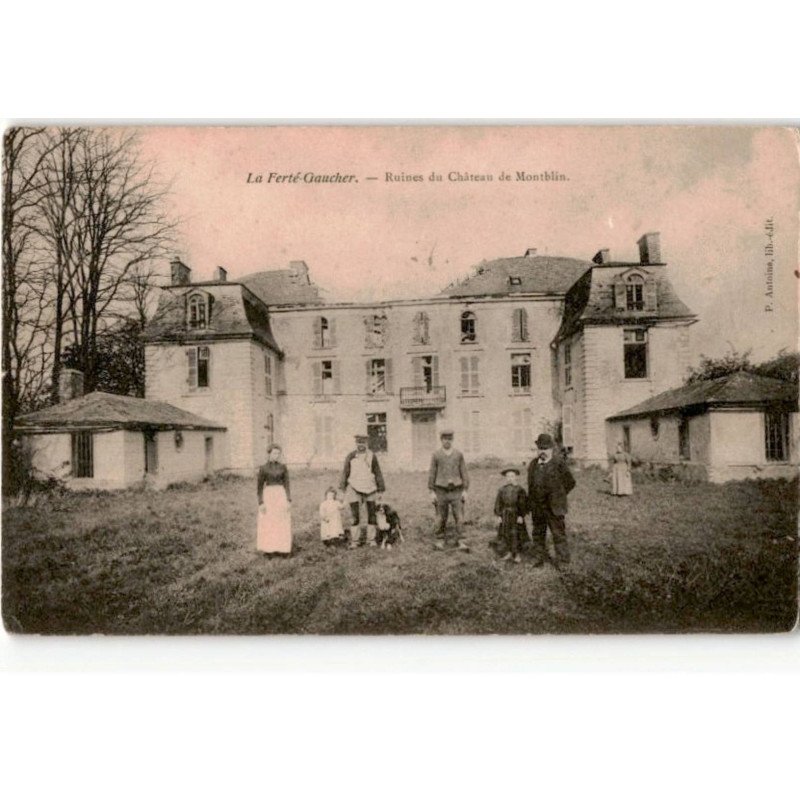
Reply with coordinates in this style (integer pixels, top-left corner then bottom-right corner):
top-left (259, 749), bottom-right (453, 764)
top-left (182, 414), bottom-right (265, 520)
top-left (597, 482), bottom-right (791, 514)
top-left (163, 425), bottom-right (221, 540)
top-left (375, 502), bottom-right (403, 550)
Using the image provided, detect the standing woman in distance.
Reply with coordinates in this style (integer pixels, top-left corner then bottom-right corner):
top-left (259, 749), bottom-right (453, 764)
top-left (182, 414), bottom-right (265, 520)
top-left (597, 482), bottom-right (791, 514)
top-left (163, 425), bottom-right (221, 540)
top-left (610, 442), bottom-right (633, 497)
top-left (257, 444), bottom-right (293, 556)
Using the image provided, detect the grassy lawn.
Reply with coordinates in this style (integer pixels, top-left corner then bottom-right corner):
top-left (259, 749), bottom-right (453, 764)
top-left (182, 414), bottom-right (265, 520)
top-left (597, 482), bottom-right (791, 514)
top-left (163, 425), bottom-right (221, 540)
top-left (2, 467), bottom-right (797, 634)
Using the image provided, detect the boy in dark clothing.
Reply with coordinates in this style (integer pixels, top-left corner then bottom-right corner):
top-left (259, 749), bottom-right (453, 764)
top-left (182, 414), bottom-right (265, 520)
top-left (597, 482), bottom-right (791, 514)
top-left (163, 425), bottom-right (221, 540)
top-left (493, 465), bottom-right (529, 564)
top-left (527, 433), bottom-right (576, 568)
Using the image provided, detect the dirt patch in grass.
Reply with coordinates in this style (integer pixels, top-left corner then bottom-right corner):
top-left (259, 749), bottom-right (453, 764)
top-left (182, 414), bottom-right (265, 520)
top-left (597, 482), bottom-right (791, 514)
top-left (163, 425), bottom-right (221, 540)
top-left (2, 469), bottom-right (797, 634)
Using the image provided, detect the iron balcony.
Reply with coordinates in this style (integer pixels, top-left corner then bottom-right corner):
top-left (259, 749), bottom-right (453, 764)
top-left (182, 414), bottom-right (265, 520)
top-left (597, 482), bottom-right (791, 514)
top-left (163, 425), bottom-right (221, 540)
top-left (399, 385), bottom-right (447, 409)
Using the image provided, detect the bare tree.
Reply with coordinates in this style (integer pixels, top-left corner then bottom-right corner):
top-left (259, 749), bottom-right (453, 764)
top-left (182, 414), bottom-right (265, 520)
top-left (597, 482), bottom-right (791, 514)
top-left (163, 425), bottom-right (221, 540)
top-left (2, 128), bottom-right (63, 487)
top-left (34, 128), bottom-right (174, 393)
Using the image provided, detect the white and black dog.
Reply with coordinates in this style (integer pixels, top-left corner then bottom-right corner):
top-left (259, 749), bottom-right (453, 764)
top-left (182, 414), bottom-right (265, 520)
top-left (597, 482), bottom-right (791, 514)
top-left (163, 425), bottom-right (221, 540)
top-left (375, 502), bottom-right (403, 549)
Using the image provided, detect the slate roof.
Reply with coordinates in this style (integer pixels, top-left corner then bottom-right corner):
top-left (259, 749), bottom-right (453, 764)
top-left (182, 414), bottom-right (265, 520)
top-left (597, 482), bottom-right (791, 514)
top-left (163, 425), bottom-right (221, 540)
top-left (556, 264), bottom-right (696, 341)
top-left (440, 255), bottom-right (594, 298)
top-left (16, 392), bottom-right (226, 431)
top-left (142, 283), bottom-right (282, 353)
top-left (607, 372), bottom-right (798, 420)
top-left (240, 269), bottom-right (324, 306)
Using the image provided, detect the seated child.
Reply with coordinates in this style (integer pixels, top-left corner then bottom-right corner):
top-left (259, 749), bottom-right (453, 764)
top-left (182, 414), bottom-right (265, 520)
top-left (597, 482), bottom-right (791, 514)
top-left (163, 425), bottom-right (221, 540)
top-left (375, 501), bottom-right (403, 550)
top-left (493, 465), bottom-right (529, 564)
top-left (319, 486), bottom-right (345, 546)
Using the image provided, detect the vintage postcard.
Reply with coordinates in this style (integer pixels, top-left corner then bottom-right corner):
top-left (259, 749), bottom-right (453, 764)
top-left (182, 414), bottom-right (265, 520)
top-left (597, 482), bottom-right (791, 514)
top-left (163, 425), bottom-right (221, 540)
top-left (2, 124), bottom-right (798, 635)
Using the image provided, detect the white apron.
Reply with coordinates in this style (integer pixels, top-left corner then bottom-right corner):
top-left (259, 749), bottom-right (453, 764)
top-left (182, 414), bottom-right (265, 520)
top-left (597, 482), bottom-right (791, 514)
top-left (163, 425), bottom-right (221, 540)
top-left (257, 484), bottom-right (292, 553)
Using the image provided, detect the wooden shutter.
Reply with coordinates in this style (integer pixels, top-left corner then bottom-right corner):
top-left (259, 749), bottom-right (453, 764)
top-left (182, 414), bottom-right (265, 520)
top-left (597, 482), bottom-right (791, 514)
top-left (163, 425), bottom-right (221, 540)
top-left (614, 280), bottom-right (626, 310)
top-left (312, 361), bottom-right (322, 395)
top-left (412, 357), bottom-right (423, 387)
top-left (460, 356), bottom-right (469, 393)
top-left (328, 318), bottom-right (337, 347)
top-left (312, 316), bottom-right (322, 348)
top-left (186, 348), bottom-right (197, 388)
top-left (431, 355), bottom-right (439, 387)
top-left (644, 277), bottom-right (658, 312)
top-left (520, 308), bottom-right (529, 341)
top-left (512, 309), bottom-right (524, 342)
top-left (471, 356), bottom-right (480, 392)
top-left (366, 360), bottom-right (373, 394)
top-left (332, 361), bottom-right (341, 394)
top-left (384, 358), bottom-right (393, 394)
top-left (314, 415), bottom-right (322, 453)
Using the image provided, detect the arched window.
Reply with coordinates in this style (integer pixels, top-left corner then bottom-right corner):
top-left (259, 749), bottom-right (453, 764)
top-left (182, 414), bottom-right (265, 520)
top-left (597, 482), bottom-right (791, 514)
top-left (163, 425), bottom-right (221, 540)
top-left (511, 308), bottom-right (529, 342)
top-left (625, 274), bottom-right (645, 311)
top-left (460, 311), bottom-right (477, 343)
top-left (187, 294), bottom-right (208, 329)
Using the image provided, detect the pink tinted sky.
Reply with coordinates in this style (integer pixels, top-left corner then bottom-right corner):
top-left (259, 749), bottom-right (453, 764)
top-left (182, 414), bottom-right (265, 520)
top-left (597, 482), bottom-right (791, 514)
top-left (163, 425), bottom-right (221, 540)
top-left (138, 125), bottom-right (799, 362)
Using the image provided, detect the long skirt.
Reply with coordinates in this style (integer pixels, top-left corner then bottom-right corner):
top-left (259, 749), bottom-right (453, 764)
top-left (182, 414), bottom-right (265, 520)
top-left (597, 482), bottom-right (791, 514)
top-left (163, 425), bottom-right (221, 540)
top-left (611, 462), bottom-right (633, 496)
top-left (257, 485), bottom-right (292, 553)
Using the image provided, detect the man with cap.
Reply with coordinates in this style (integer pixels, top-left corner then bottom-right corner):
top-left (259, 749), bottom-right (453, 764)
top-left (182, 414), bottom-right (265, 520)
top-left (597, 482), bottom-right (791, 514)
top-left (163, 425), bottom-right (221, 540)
top-left (526, 433), bottom-right (576, 568)
top-left (428, 428), bottom-right (470, 551)
top-left (340, 433), bottom-right (386, 548)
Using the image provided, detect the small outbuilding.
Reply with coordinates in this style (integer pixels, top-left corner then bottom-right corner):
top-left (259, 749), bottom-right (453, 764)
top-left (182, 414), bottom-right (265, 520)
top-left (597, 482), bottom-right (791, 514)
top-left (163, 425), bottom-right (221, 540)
top-left (15, 390), bottom-right (228, 491)
top-left (606, 371), bottom-right (798, 482)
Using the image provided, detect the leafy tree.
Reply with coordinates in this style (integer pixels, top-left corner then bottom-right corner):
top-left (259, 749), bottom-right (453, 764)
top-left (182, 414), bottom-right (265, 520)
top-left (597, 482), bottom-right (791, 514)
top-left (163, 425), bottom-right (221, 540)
top-left (687, 348), bottom-right (798, 387)
top-left (63, 319), bottom-right (145, 397)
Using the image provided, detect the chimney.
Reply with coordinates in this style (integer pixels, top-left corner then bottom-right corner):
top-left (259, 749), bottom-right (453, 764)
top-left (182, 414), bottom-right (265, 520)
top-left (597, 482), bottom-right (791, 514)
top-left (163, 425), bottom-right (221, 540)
top-left (592, 248), bottom-right (610, 265)
top-left (288, 260), bottom-right (310, 284)
top-left (524, 248), bottom-right (537, 258)
top-left (170, 257), bottom-right (191, 286)
top-left (58, 368), bottom-right (84, 404)
top-left (637, 232), bottom-right (662, 265)
top-left (214, 266), bottom-right (228, 282)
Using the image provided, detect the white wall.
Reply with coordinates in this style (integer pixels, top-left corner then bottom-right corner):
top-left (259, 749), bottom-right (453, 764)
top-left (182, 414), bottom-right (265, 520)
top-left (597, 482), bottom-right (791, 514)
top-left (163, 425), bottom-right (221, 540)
top-left (269, 297), bottom-right (563, 468)
top-left (145, 339), bottom-right (245, 470)
top-left (578, 322), bottom-right (692, 464)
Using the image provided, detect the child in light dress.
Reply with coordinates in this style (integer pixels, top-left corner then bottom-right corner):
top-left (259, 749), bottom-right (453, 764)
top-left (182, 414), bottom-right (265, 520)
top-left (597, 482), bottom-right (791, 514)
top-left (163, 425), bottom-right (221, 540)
top-left (319, 486), bottom-right (345, 546)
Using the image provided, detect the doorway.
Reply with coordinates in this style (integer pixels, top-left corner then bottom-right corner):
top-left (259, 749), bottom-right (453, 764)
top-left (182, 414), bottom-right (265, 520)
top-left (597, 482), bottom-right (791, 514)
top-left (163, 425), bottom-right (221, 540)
top-left (204, 436), bottom-right (214, 475)
top-left (411, 412), bottom-right (437, 470)
top-left (144, 431), bottom-right (158, 474)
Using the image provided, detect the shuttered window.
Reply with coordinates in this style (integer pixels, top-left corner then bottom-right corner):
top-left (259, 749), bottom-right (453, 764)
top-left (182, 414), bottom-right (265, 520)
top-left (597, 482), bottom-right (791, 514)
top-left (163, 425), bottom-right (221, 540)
top-left (366, 358), bottom-right (393, 395)
top-left (413, 311), bottom-right (430, 344)
top-left (264, 353), bottom-right (273, 396)
top-left (564, 342), bottom-right (572, 387)
top-left (462, 409), bottom-right (481, 454)
top-left (188, 294), bottom-right (208, 329)
top-left (71, 432), bottom-right (94, 478)
top-left (412, 355), bottom-right (439, 390)
top-left (460, 355), bottom-right (480, 396)
top-left (187, 346), bottom-right (210, 389)
top-left (511, 408), bottom-right (532, 453)
top-left (511, 308), bottom-right (529, 342)
top-left (562, 406), bottom-right (574, 449)
top-left (314, 415), bottom-right (334, 456)
top-left (313, 316), bottom-right (336, 348)
top-left (312, 360), bottom-right (339, 395)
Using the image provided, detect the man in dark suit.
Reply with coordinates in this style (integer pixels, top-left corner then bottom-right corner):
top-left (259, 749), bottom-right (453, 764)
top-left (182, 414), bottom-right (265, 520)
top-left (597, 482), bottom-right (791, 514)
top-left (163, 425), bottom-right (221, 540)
top-left (527, 433), bottom-right (576, 568)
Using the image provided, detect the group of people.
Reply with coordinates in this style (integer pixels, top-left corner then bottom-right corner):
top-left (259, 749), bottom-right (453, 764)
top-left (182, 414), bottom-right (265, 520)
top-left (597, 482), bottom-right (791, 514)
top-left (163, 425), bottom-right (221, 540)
top-left (255, 428), bottom-right (581, 569)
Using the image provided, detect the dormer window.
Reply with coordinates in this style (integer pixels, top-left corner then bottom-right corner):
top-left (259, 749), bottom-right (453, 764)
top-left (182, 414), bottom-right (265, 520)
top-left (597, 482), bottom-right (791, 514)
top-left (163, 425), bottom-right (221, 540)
top-left (188, 293), bottom-right (209, 329)
top-left (615, 270), bottom-right (657, 313)
top-left (509, 276), bottom-right (522, 286)
top-left (625, 275), bottom-right (645, 311)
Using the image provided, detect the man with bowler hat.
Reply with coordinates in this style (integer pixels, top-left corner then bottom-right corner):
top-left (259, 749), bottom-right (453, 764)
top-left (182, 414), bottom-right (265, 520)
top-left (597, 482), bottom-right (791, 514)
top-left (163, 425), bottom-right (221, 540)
top-left (527, 433), bottom-right (576, 568)
top-left (428, 428), bottom-right (470, 552)
top-left (340, 433), bottom-right (385, 548)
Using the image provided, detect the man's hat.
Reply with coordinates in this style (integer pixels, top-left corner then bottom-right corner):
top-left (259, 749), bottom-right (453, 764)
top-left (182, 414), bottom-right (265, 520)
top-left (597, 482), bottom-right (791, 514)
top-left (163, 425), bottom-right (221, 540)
top-left (501, 464), bottom-right (520, 476)
top-left (354, 433), bottom-right (368, 442)
top-left (535, 433), bottom-right (555, 449)
top-left (440, 428), bottom-right (454, 438)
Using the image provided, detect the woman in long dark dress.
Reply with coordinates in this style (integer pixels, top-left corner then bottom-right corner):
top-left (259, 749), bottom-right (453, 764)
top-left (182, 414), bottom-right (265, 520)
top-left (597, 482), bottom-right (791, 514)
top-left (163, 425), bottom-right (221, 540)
top-left (256, 444), bottom-right (292, 554)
